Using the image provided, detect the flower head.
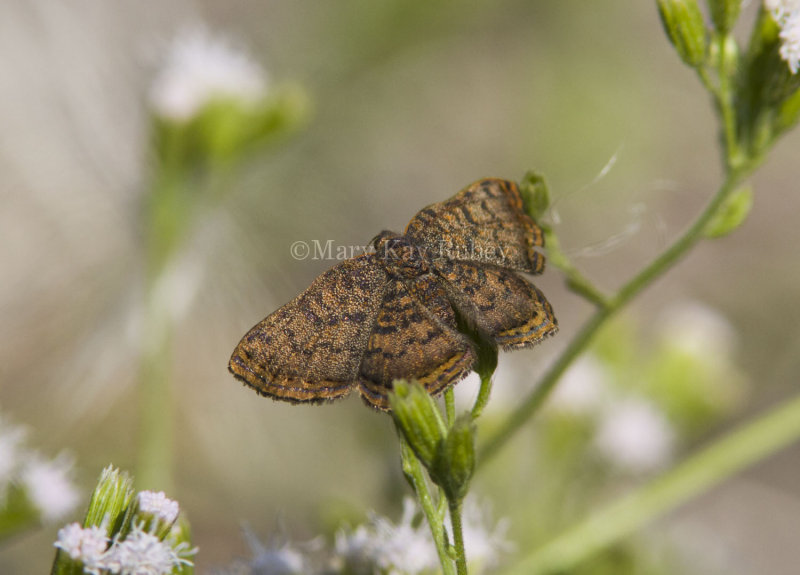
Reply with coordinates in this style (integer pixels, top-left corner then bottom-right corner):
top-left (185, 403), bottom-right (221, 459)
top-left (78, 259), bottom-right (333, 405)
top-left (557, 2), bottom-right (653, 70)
top-left (458, 497), bottom-right (513, 573)
top-left (548, 355), bottom-right (610, 415)
top-left (594, 398), bottom-right (675, 473)
top-left (21, 452), bottom-right (80, 522)
top-left (335, 497), bottom-right (439, 575)
top-left (101, 523), bottom-right (194, 575)
top-left (241, 524), bottom-right (308, 575)
top-left (765, 0), bottom-right (800, 73)
top-left (0, 418), bottom-right (26, 499)
top-left (137, 490), bottom-right (180, 525)
top-left (656, 300), bottom-right (737, 363)
top-left (54, 523), bottom-right (109, 570)
top-left (149, 26), bottom-right (268, 121)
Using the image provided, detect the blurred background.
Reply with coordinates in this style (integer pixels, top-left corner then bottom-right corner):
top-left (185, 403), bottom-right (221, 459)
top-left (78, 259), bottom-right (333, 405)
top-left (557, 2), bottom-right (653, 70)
top-left (1, 0), bottom-right (800, 573)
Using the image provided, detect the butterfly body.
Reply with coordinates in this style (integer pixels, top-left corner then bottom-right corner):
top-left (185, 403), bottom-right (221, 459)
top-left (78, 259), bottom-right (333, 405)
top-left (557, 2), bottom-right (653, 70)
top-left (229, 178), bottom-right (557, 410)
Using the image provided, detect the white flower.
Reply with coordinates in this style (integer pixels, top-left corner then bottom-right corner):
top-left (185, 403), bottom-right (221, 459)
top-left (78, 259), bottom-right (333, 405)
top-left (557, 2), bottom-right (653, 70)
top-left (335, 497), bottom-right (439, 575)
top-left (594, 398), bottom-right (675, 473)
top-left (0, 418), bottom-right (26, 498)
top-left (457, 497), bottom-right (513, 573)
top-left (548, 355), bottom-right (610, 415)
top-left (54, 523), bottom-right (108, 572)
top-left (20, 453), bottom-right (80, 522)
top-left (137, 490), bottom-right (180, 525)
top-left (102, 523), bottom-right (194, 575)
top-left (765, 0), bottom-right (800, 73)
top-left (149, 26), bottom-right (268, 121)
top-left (656, 301), bottom-right (737, 362)
top-left (241, 524), bottom-right (307, 575)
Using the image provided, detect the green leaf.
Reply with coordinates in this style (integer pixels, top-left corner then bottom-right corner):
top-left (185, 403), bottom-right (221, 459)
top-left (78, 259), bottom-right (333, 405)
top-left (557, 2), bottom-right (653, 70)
top-left (704, 185), bottom-right (753, 238)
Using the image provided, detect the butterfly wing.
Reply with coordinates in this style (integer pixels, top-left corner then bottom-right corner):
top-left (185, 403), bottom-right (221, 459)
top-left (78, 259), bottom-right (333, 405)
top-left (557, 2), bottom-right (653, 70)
top-left (433, 259), bottom-right (558, 349)
top-left (358, 275), bottom-right (476, 410)
top-left (229, 254), bottom-right (388, 404)
top-left (405, 178), bottom-right (545, 274)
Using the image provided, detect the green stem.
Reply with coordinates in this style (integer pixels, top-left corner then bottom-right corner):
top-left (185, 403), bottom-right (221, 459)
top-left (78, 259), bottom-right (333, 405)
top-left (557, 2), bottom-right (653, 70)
top-left (479, 166), bottom-right (750, 466)
top-left (400, 439), bottom-right (455, 575)
top-left (544, 229), bottom-right (611, 308)
top-left (449, 498), bottom-right (468, 575)
top-left (445, 388), bottom-right (456, 427)
top-left (503, 391), bottom-right (800, 575)
top-left (137, 277), bottom-right (174, 492)
top-left (471, 371), bottom-right (494, 420)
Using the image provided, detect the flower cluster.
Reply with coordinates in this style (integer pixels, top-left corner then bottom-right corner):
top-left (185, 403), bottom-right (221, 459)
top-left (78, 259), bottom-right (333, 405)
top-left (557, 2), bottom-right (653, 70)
top-left (51, 467), bottom-right (195, 575)
top-left (149, 26), bottom-right (269, 122)
top-left (0, 413), bottom-right (80, 533)
top-left (541, 301), bottom-right (745, 474)
top-left (55, 521), bottom-right (192, 575)
top-left (222, 496), bottom-right (510, 575)
top-left (766, 0), bottom-right (800, 73)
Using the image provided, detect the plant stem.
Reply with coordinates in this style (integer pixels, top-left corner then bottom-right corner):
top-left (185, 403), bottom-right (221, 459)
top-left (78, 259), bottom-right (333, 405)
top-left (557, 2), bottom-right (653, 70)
top-left (449, 498), bottom-right (468, 575)
top-left (137, 276), bottom-right (174, 492)
top-left (503, 391), bottom-right (800, 575)
top-left (445, 388), bottom-right (456, 426)
top-left (400, 439), bottom-right (455, 575)
top-left (471, 371), bottom-right (493, 420)
top-left (479, 166), bottom-right (750, 467)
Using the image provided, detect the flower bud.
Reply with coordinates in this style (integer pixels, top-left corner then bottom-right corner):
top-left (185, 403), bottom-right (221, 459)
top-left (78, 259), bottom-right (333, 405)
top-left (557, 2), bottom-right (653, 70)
top-left (657, 0), bottom-right (709, 68)
top-left (431, 415), bottom-right (476, 502)
top-left (389, 380), bottom-right (447, 470)
top-left (84, 466), bottom-right (135, 536)
top-left (520, 170), bottom-right (551, 222)
top-left (709, 0), bottom-right (742, 34)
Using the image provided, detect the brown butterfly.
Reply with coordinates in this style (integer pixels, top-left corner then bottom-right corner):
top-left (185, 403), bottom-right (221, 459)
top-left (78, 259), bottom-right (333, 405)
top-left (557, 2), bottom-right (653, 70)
top-left (228, 178), bottom-right (557, 410)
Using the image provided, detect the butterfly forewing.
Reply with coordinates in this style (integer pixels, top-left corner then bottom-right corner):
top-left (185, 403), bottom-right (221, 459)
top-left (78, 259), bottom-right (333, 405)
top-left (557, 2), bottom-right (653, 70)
top-left (229, 254), bottom-right (388, 403)
top-left (405, 178), bottom-right (545, 274)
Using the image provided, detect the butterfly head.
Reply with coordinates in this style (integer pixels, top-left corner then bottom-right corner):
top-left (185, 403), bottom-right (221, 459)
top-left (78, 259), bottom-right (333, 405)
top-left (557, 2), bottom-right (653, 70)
top-left (371, 230), bottom-right (430, 279)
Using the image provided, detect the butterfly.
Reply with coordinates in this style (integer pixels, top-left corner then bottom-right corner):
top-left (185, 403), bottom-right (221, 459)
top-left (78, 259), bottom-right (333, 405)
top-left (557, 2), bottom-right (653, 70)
top-left (228, 178), bottom-right (557, 410)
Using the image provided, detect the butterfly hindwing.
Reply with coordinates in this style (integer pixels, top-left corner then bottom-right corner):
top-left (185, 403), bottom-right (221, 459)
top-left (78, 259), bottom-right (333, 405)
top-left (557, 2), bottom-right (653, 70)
top-left (358, 275), bottom-right (476, 410)
top-left (229, 254), bottom-right (388, 403)
top-left (433, 259), bottom-right (558, 349)
top-left (405, 178), bottom-right (545, 274)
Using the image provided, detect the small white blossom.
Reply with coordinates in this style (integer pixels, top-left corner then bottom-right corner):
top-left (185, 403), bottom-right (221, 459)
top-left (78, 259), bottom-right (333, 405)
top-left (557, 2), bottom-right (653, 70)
top-left (54, 523), bottom-right (108, 571)
top-left (102, 524), bottom-right (193, 575)
top-left (594, 398), bottom-right (675, 473)
top-left (149, 26), bottom-right (268, 121)
top-left (657, 301), bottom-right (737, 362)
top-left (20, 453), bottom-right (80, 522)
top-left (765, 0), bottom-right (800, 73)
top-left (457, 497), bottom-right (513, 573)
top-left (241, 525), bottom-right (307, 575)
top-left (548, 355), bottom-right (610, 415)
top-left (335, 497), bottom-right (439, 575)
top-left (137, 490), bottom-right (180, 525)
